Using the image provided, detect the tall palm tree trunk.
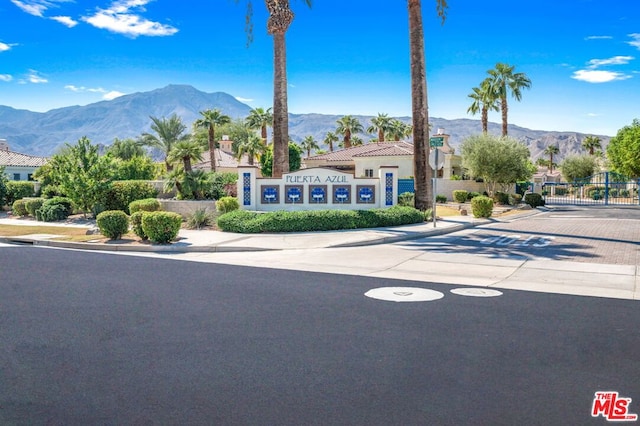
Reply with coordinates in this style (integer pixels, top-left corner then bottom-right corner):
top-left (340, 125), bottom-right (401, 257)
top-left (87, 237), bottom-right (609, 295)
top-left (208, 126), bottom-right (216, 172)
top-left (481, 106), bottom-right (488, 134)
top-left (344, 130), bottom-right (352, 149)
top-left (409, 0), bottom-right (432, 211)
top-left (501, 95), bottom-right (508, 136)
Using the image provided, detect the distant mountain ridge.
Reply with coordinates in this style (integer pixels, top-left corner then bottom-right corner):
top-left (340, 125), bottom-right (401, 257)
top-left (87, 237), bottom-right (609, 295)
top-left (0, 84), bottom-right (610, 160)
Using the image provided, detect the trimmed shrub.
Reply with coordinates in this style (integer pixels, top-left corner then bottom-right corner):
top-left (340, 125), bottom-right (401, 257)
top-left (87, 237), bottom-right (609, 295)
top-left (215, 196), bottom-right (239, 214)
top-left (5, 181), bottom-right (35, 205)
top-left (398, 192), bottom-right (415, 207)
top-left (493, 191), bottom-right (510, 205)
top-left (130, 211), bottom-right (148, 240)
top-left (12, 199), bottom-right (28, 216)
top-left (24, 198), bottom-right (44, 217)
top-left (217, 206), bottom-right (424, 233)
top-left (129, 198), bottom-right (161, 214)
top-left (524, 192), bottom-right (545, 208)
top-left (453, 190), bottom-right (468, 203)
top-left (37, 197), bottom-right (74, 222)
top-left (103, 180), bottom-right (158, 213)
top-left (467, 191), bottom-right (482, 200)
top-left (509, 193), bottom-right (523, 205)
top-left (96, 210), bottom-right (130, 240)
top-left (141, 211), bottom-right (182, 244)
top-left (471, 195), bottom-right (494, 218)
top-left (436, 194), bottom-right (447, 203)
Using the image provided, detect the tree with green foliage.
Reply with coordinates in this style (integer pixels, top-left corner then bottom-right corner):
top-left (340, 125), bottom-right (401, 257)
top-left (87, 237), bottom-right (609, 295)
top-left (323, 131), bottom-right (339, 152)
top-left (260, 142), bottom-right (302, 177)
top-left (0, 166), bottom-right (8, 207)
top-left (336, 115), bottom-right (364, 149)
top-left (168, 140), bottom-right (204, 173)
top-left (236, 133), bottom-right (266, 165)
top-left (107, 138), bottom-right (146, 160)
top-left (47, 136), bottom-right (114, 216)
top-left (367, 113), bottom-right (393, 142)
top-left (543, 144), bottom-right (560, 173)
top-left (194, 109), bottom-right (231, 172)
top-left (467, 78), bottom-right (499, 134)
top-left (112, 155), bottom-right (157, 181)
top-left (560, 154), bottom-right (598, 182)
top-left (246, 107), bottom-right (273, 145)
top-left (460, 134), bottom-right (532, 196)
top-left (140, 115), bottom-right (189, 172)
top-left (300, 135), bottom-right (319, 157)
top-left (486, 62), bottom-right (531, 136)
top-left (387, 119), bottom-right (412, 141)
top-left (582, 135), bottom-right (602, 156)
top-left (607, 119), bottom-right (640, 177)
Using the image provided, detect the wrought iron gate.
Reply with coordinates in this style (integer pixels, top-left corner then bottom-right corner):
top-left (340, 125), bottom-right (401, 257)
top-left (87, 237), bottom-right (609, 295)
top-left (542, 172), bottom-right (639, 206)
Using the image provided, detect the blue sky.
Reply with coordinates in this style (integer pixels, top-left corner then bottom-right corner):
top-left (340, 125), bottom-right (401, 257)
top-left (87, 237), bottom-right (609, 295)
top-left (1, 0), bottom-right (639, 136)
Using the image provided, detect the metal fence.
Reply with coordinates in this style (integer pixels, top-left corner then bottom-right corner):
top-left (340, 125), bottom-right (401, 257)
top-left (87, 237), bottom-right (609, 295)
top-left (542, 172), bottom-right (640, 206)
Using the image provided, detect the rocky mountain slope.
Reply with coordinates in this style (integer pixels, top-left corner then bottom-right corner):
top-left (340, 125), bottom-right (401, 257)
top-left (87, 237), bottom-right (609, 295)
top-left (0, 84), bottom-right (610, 160)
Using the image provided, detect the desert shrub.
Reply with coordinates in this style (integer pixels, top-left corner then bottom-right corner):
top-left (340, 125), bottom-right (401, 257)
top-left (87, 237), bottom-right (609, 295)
top-left (141, 211), bottom-right (182, 244)
top-left (509, 193), bottom-right (523, 205)
top-left (524, 192), bottom-right (545, 208)
top-left (209, 172), bottom-right (239, 200)
top-left (129, 198), bottom-right (161, 214)
top-left (103, 180), bottom-right (158, 213)
top-left (436, 194), bottom-right (447, 203)
top-left (5, 181), bottom-right (35, 205)
top-left (471, 196), bottom-right (493, 218)
top-left (493, 191), bottom-right (510, 205)
top-left (24, 198), bottom-right (44, 217)
top-left (187, 208), bottom-right (215, 230)
top-left (217, 206), bottom-right (424, 233)
top-left (129, 211), bottom-right (148, 240)
top-left (215, 196), bottom-right (239, 214)
top-left (96, 210), bottom-right (130, 240)
top-left (453, 190), bottom-right (468, 203)
top-left (423, 208), bottom-right (433, 221)
top-left (467, 191), bottom-right (482, 200)
top-left (38, 197), bottom-right (74, 222)
top-left (11, 199), bottom-right (28, 216)
top-left (398, 192), bottom-right (415, 207)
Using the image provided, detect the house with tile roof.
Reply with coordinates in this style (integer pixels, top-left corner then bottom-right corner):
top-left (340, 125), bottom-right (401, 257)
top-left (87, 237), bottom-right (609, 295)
top-left (0, 139), bottom-right (48, 181)
top-left (192, 136), bottom-right (262, 176)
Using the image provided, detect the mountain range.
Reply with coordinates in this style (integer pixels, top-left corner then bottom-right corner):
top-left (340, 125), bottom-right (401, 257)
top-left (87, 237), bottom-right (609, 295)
top-left (0, 84), bottom-right (610, 161)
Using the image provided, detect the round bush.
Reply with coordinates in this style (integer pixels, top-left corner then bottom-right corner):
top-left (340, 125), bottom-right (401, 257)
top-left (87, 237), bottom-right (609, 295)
top-left (452, 190), bottom-right (468, 203)
top-left (523, 193), bottom-right (545, 208)
top-left (96, 210), bottom-right (130, 240)
top-left (141, 211), bottom-right (182, 244)
top-left (216, 196), bottom-right (239, 214)
top-left (436, 194), bottom-right (447, 203)
top-left (24, 198), bottom-right (44, 217)
top-left (104, 180), bottom-right (158, 213)
top-left (12, 199), bottom-right (28, 216)
top-left (38, 203), bottom-right (67, 222)
top-left (129, 198), bottom-right (161, 214)
top-left (129, 211), bottom-right (148, 240)
top-left (471, 196), bottom-right (494, 218)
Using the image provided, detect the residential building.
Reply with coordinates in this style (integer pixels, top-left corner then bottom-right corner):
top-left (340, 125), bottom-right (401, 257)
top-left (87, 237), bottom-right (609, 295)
top-left (0, 139), bottom-right (48, 181)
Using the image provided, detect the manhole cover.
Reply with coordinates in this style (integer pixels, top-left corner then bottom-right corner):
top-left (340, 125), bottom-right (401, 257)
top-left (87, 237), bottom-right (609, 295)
top-left (450, 288), bottom-right (503, 297)
top-left (365, 287), bottom-right (444, 302)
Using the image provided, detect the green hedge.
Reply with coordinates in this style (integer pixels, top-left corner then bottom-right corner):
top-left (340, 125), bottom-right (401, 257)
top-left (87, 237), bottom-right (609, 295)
top-left (5, 181), bottom-right (35, 205)
top-left (452, 190), bottom-right (468, 203)
top-left (217, 206), bottom-right (425, 233)
top-left (37, 197), bottom-right (74, 222)
top-left (103, 180), bottom-right (158, 213)
top-left (141, 211), bottom-right (182, 244)
top-left (11, 199), bottom-right (28, 216)
top-left (24, 198), bottom-right (44, 217)
top-left (129, 198), bottom-right (161, 214)
top-left (96, 210), bottom-right (130, 240)
top-left (130, 211), bottom-right (147, 240)
top-left (215, 196), bottom-right (239, 214)
top-left (524, 193), bottom-right (545, 208)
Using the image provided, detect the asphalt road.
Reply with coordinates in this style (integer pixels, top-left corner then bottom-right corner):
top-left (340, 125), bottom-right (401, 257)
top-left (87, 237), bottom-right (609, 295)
top-left (1, 246), bottom-right (639, 425)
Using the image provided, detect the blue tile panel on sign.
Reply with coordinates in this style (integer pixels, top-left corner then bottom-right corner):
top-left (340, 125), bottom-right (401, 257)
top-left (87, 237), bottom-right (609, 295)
top-left (385, 173), bottom-right (393, 206)
top-left (243, 173), bottom-right (251, 206)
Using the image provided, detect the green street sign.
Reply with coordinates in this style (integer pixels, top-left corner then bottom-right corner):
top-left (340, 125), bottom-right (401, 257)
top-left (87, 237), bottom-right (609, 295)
top-left (429, 136), bottom-right (444, 147)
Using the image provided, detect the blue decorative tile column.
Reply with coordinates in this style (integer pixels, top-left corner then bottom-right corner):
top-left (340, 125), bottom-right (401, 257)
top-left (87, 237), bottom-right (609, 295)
top-left (237, 166), bottom-right (258, 210)
top-left (379, 166), bottom-right (398, 208)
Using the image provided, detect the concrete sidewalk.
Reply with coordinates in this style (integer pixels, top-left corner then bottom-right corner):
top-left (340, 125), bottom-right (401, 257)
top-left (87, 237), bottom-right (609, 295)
top-left (0, 213), bottom-right (489, 252)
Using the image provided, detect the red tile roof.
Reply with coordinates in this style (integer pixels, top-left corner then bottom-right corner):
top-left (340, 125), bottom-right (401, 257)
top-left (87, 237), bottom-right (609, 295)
top-left (0, 149), bottom-right (48, 167)
top-left (307, 141), bottom-right (414, 162)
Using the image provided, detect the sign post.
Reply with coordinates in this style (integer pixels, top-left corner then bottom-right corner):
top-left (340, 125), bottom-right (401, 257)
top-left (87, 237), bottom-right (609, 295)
top-left (429, 137), bottom-right (444, 228)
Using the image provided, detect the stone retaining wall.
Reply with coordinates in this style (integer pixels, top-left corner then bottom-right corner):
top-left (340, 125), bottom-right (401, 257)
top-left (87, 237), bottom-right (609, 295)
top-left (158, 200), bottom-right (217, 218)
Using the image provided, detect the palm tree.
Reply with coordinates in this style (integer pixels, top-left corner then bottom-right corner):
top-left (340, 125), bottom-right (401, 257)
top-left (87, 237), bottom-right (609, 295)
top-left (582, 135), bottom-right (602, 156)
top-left (140, 114), bottom-right (189, 172)
top-left (350, 135), bottom-right (364, 147)
top-left (194, 109), bottom-right (231, 173)
top-left (300, 135), bottom-right (319, 157)
top-left (387, 119), bottom-right (412, 141)
top-left (544, 145), bottom-right (560, 173)
top-left (236, 133), bottom-right (266, 165)
top-left (409, 0), bottom-right (448, 211)
top-left (367, 113), bottom-right (393, 142)
top-left (167, 140), bottom-right (204, 173)
top-left (323, 131), bottom-right (339, 152)
top-left (107, 138), bottom-right (145, 160)
top-left (487, 62), bottom-right (532, 136)
top-left (246, 107), bottom-right (273, 144)
top-left (336, 115), bottom-right (364, 149)
top-left (467, 78), bottom-right (499, 134)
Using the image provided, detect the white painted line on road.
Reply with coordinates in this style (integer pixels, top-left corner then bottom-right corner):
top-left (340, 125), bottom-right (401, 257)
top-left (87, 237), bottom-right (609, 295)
top-left (364, 287), bottom-right (444, 302)
top-left (450, 288), bottom-right (503, 297)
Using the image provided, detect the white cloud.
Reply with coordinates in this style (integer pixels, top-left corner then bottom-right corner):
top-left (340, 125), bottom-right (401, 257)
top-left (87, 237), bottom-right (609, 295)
top-left (10, 0), bottom-right (71, 17)
top-left (51, 15), bottom-right (77, 27)
top-left (103, 90), bottom-right (124, 100)
top-left (628, 33), bottom-right (640, 49)
top-left (587, 56), bottom-right (634, 68)
top-left (82, 0), bottom-right (178, 38)
top-left (571, 70), bottom-right (631, 83)
top-left (235, 96), bottom-right (254, 103)
top-left (585, 35), bottom-right (613, 40)
top-left (0, 42), bottom-right (11, 52)
top-left (0, 74), bottom-right (13, 82)
top-left (26, 70), bottom-right (48, 84)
